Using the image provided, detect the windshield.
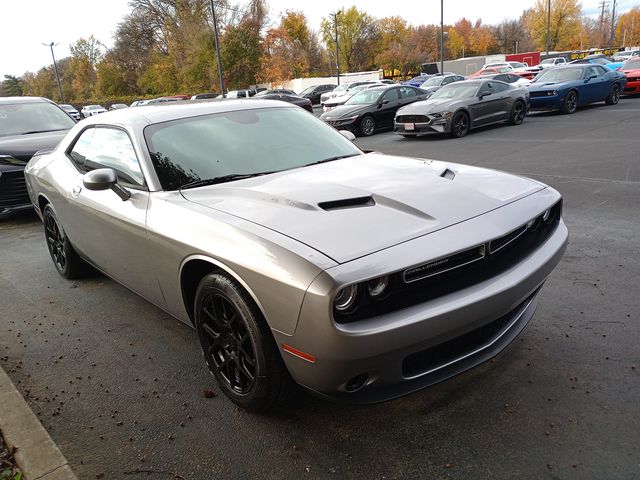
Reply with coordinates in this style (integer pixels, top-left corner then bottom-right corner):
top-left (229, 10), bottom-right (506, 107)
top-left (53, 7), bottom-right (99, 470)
top-left (333, 84), bottom-right (348, 92)
top-left (430, 83), bottom-right (479, 100)
top-left (533, 68), bottom-right (583, 82)
top-left (622, 58), bottom-right (640, 70)
top-left (299, 86), bottom-right (316, 95)
top-left (345, 89), bottom-right (384, 105)
top-left (144, 107), bottom-right (362, 190)
top-left (591, 57), bottom-right (611, 65)
top-left (0, 101), bottom-right (75, 137)
top-left (541, 59), bottom-right (555, 64)
top-left (421, 76), bottom-right (444, 87)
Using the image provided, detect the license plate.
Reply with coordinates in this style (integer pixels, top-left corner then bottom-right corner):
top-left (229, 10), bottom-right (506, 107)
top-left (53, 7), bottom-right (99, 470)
top-left (404, 123), bottom-right (415, 131)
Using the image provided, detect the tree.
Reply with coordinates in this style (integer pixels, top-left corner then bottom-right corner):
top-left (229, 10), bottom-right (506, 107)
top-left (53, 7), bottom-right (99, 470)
top-left (616, 7), bottom-right (640, 47)
top-left (494, 18), bottom-right (533, 54)
top-left (448, 18), bottom-right (473, 57)
top-left (220, 18), bottom-right (263, 88)
top-left (2, 75), bottom-right (24, 96)
top-left (525, 0), bottom-right (582, 51)
top-left (321, 7), bottom-right (379, 73)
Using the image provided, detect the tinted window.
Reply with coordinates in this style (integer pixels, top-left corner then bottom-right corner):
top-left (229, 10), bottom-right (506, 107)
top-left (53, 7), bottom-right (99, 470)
top-left (400, 87), bottom-right (417, 98)
top-left (69, 127), bottom-right (145, 187)
top-left (0, 101), bottom-right (75, 138)
top-left (478, 82), bottom-right (494, 95)
top-left (494, 74), bottom-right (509, 82)
top-left (584, 66), bottom-right (599, 78)
top-left (145, 108), bottom-right (362, 191)
top-left (492, 82), bottom-right (509, 93)
top-left (383, 88), bottom-right (400, 101)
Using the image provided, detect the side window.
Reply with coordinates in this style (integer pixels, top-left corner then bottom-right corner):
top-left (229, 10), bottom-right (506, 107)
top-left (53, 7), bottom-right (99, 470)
top-left (89, 128), bottom-right (145, 187)
top-left (455, 76), bottom-right (465, 82)
top-left (494, 74), bottom-right (508, 83)
top-left (383, 88), bottom-right (400, 102)
top-left (595, 66), bottom-right (608, 76)
top-left (492, 82), bottom-right (509, 93)
top-left (479, 82), bottom-right (494, 96)
top-left (584, 66), bottom-right (598, 78)
top-left (69, 128), bottom-right (95, 171)
top-left (400, 86), bottom-right (417, 98)
top-left (442, 76), bottom-right (453, 85)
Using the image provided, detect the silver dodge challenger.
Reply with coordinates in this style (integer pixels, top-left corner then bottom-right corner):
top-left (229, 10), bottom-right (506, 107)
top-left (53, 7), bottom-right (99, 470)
top-left (24, 100), bottom-right (567, 411)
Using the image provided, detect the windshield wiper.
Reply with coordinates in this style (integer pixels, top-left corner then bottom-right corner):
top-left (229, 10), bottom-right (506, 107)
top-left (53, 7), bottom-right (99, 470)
top-left (20, 128), bottom-right (68, 135)
top-left (304, 153), bottom-right (360, 167)
top-left (180, 172), bottom-right (275, 190)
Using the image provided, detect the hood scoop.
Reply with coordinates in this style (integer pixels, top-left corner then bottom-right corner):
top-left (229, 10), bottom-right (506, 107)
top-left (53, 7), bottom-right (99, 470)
top-left (318, 196), bottom-right (375, 211)
top-left (440, 168), bottom-right (456, 180)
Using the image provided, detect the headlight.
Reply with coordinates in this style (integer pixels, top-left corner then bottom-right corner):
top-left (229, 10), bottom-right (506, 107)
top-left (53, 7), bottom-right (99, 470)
top-left (367, 275), bottom-right (390, 298)
top-left (432, 111), bottom-right (453, 118)
top-left (334, 284), bottom-right (359, 312)
top-left (546, 90), bottom-right (558, 96)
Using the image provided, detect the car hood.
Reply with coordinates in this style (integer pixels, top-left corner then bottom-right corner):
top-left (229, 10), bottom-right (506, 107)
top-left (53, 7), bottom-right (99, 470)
top-left (0, 130), bottom-right (68, 163)
top-left (397, 98), bottom-right (471, 115)
top-left (321, 104), bottom-right (371, 119)
top-left (528, 80), bottom-right (575, 90)
top-left (180, 153), bottom-right (544, 264)
top-left (623, 68), bottom-right (640, 76)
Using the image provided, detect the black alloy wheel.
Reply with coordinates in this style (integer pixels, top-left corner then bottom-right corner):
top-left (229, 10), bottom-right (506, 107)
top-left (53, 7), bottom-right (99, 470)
top-left (42, 205), bottom-right (89, 279)
top-left (605, 83), bottom-right (621, 105)
top-left (451, 112), bottom-right (470, 138)
top-left (561, 90), bottom-right (578, 114)
top-left (359, 116), bottom-right (376, 136)
top-left (194, 273), bottom-right (292, 411)
top-left (509, 101), bottom-right (526, 125)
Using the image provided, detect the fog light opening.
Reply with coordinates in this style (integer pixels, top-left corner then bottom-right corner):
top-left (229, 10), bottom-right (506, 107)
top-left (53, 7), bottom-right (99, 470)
top-left (345, 373), bottom-right (369, 392)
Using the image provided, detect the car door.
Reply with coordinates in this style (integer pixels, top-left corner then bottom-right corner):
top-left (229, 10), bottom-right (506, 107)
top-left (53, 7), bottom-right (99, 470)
top-left (469, 82), bottom-right (508, 126)
top-left (62, 126), bottom-right (163, 306)
top-left (581, 66), bottom-right (604, 103)
top-left (375, 87), bottom-right (402, 128)
top-left (592, 65), bottom-right (614, 101)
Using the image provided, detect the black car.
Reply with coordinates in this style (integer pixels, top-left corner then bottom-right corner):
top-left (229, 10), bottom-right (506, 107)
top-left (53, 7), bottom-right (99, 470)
top-left (0, 97), bottom-right (76, 218)
top-left (256, 94), bottom-right (313, 113)
top-left (419, 74), bottom-right (466, 95)
top-left (298, 84), bottom-right (336, 105)
top-left (319, 85), bottom-right (429, 136)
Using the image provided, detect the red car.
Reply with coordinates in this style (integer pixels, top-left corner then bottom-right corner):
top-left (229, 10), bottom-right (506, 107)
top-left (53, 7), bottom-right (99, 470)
top-left (621, 58), bottom-right (640, 95)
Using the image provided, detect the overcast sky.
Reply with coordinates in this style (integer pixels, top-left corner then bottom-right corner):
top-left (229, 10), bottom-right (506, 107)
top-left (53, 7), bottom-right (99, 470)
top-left (2, 0), bottom-right (636, 79)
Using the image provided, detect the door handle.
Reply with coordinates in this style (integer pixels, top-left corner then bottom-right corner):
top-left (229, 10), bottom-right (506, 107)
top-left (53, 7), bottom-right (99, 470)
top-left (72, 186), bottom-right (82, 196)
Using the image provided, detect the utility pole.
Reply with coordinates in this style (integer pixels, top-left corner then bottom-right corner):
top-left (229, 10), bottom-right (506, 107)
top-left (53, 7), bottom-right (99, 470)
top-left (330, 11), bottom-right (342, 85)
top-left (42, 42), bottom-right (64, 103)
top-left (546, 0), bottom-right (551, 55)
top-left (610, 0), bottom-right (617, 44)
top-left (209, 0), bottom-right (225, 96)
top-left (599, 0), bottom-right (609, 45)
top-left (440, 0), bottom-right (444, 74)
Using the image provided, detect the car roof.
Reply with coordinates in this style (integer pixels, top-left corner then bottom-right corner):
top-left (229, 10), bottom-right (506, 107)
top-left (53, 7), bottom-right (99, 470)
top-left (0, 96), bottom-right (52, 105)
top-left (79, 99), bottom-right (293, 126)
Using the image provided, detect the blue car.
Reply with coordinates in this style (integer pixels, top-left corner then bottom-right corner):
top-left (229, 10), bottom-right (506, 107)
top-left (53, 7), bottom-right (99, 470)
top-left (570, 55), bottom-right (624, 71)
top-left (403, 75), bottom-right (433, 87)
top-left (527, 65), bottom-right (626, 114)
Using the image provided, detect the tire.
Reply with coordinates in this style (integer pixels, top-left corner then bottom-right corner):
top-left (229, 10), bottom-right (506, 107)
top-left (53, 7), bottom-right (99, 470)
top-left (451, 111), bottom-right (470, 138)
top-left (359, 116), bottom-right (376, 136)
top-left (605, 83), bottom-right (621, 105)
top-left (194, 273), bottom-right (292, 411)
top-left (560, 90), bottom-right (578, 114)
top-left (42, 205), bottom-right (90, 279)
top-left (508, 100), bottom-right (526, 125)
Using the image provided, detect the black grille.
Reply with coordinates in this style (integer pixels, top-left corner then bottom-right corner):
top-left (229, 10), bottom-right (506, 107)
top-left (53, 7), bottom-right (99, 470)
top-left (333, 200), bottom-right (562, 324)
top-left (404, 245), bottom-right (485, 283)
top-left (0, 171), bottom-right (30, 209)
top-left (396, 114), bottom-right (428, 123)
top-left (529, 91), bottom-right (551, 98)
top-left (401, 291), bottom-right (536, 378)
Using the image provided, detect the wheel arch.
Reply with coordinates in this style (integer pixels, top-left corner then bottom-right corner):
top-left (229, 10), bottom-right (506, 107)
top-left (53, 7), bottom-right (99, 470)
top-left (179, 254), bottom-right (269, 326)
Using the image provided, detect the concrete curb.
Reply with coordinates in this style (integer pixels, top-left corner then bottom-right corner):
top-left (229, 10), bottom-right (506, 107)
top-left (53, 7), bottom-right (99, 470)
top-left (0, 366), bottom-right (78, 480)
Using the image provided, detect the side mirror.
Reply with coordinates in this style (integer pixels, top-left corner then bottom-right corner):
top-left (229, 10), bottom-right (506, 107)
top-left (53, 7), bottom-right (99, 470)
top-left (339, 130), bottom-right (356, 141)
top-left (83, 168), bottom-right (131, 201)
top-left (479, 91), bottom-right (491, 99)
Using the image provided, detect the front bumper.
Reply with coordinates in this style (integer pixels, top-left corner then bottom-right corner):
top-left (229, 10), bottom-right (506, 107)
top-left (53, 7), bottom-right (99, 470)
top-left (274, 189), bottom-right (568, 403)
top-left (529, 93), bottom-right (564, 110)
top-left (0, 169), bottom-right (33, 218)
top-left (623, 80), bottom-right (640, 94)
top-left (394, 117), bottom-right (451, 136)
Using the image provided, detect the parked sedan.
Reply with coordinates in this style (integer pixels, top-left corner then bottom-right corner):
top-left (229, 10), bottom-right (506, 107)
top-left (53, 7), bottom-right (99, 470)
top-left (321, 85), bottom-right (429, 136)
top-left (298, 84), bottom-right (336, 105)
top-left (81, 104), bottom-right (107, 118)
top-left (24, 100), bottom-right (567, 410)
top-left (58, 104), bottom-right (81, 121)
top-left (1, 97), bottom-right (75, 217)
top-left (320, 81), bottom-right (378, 106)
top-left (419, 74), bottom-right (465, 95)
top-left (254, 94), bottom-right (313, 112)
top-left (255, 89), bottom-right (297, 97)
top-left (402, 75), bottom-right (433, 87)
top-left (395, 80), bottom-right (529, 138)
top-left (322, 83), bottom-right (384, 112)
top-left (478, 73), bottom-right (531, 87)
top-left (528, 65), bottom-right (626, 114)
top-left (621, 58), bottom-right (640, 95)
top-left (110, 103), bottom-right (128, 110)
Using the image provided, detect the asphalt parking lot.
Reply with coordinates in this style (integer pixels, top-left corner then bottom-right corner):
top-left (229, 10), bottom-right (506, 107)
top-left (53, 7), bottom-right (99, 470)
top-left (1, 100), bottom-right (639, 480)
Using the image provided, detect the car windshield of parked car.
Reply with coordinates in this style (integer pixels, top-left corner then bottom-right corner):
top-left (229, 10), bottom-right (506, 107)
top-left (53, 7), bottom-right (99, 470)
top-left (591, 58), bottom-right (611, 65)
top-left (0, 102), bottom-right (75, 137)
top-left (533, 68), bottom-right (584, 82)
top-left (333, 84), bottom-right (348, 93)
top-left (144, 107), bottom-right (362, 190)
top-left (429, 83), bottom-right (479, 100)
top-left (299, 86), bottom-right (316, 96)
top-left (345, 89), bottom-right (384, 105)
top-left (421, 76), bottom-right (444, 87)
top-left (623, 58), bottom-right (640, 70)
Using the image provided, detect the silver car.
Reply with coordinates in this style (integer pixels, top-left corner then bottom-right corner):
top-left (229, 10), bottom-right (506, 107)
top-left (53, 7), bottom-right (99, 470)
top-left (24, 100), bottom-right (567, 411)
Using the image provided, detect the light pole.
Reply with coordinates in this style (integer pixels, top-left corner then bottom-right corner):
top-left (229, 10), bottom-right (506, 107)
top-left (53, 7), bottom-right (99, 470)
top-left (331, 10), bottom-right (342, 85)
top-left (42, 42), bottom-right (64, 103)
top-left (440, 0), bottom-right (444, 74)
top-left (209, 0), bottom-right (225, 96)
top-left (546, 0), bottom-right (551, 55)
